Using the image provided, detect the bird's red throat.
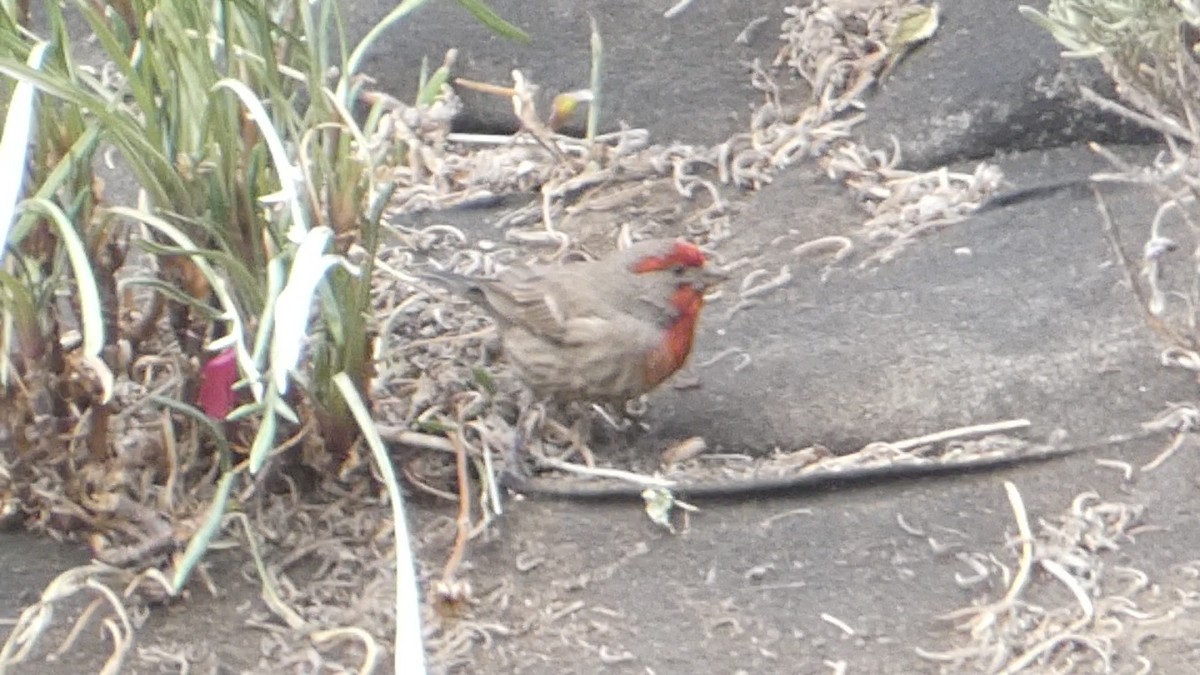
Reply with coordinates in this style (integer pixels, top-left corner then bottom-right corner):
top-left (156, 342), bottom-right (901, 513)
top-left (643, 286), bottom-right (705, 387)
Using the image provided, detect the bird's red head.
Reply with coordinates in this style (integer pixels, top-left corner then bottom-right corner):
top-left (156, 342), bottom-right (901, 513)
top-left (627, 240), bottom-right (727, 388)
top-left (630, 241), bottom-right (708, 275)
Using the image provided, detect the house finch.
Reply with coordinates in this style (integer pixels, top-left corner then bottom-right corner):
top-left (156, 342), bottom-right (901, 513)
top-left (425, 239), bottom-right (727, 405)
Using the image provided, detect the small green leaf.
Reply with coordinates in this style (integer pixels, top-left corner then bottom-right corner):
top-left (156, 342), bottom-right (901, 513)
top-left (472, 366), bottom-right (497, 395)
top-left (416, 419), bottom-right (455, 434)
top-left (642, 487), bottom-right (677, 533)
top-left (889, 3), bottom-right (939, 49)
top-left (417, 62), bottom-right (453, 106)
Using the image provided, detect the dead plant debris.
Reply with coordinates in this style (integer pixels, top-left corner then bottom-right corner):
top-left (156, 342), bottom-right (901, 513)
top-left (0, 0), bottom-right (1031, 671)
top-left (917, 482), bottom-right (1199, 674)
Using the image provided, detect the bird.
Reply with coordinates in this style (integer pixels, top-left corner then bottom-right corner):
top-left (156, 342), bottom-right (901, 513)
top-left (423, 239), bottom-right (727, 406)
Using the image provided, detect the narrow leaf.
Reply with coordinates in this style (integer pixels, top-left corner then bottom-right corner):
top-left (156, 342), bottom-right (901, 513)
top-left (0, 44), bottom-right (48, 261)
top-left (455, 0), bottom-right (530, 43)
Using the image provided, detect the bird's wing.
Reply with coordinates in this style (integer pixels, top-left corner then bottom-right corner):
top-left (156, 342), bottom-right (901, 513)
top-left (560, 312), bottom-right (660, 354)
top-left (487, 265), bottom-right (658, 349)
top-left (480, 268), bottom-right (581, 342)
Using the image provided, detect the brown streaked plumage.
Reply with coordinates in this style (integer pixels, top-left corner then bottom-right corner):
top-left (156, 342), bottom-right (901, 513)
top-left (425, 239), bottom-right (726, 404)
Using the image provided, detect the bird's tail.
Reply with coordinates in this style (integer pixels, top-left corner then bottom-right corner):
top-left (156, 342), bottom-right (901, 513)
top-left (421, 270), bottom-right (488, 305)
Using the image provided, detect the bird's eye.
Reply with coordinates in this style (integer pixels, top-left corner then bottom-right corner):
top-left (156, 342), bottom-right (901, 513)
top-left (672, 264), bottom-right (686, 276)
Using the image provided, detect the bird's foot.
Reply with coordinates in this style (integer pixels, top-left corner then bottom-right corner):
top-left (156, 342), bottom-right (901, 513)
top-left (502, 401), bottom-right (546, 480)
top-left (568, 414), bottom-right (597, 467)
top-left (542, 415), bottom-right (596, 467)
top-left (500, 435), bottom-right (533, 487)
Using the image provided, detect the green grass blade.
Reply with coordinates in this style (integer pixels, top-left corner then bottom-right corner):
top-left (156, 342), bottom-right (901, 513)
top-left (416, 61), bottom-right (452, 106)
top-left (20, 197), bottom-right (114, 401)
top-left (20, 199), bottom-right (103, 356)
top-left (132, 239), bottom-right (263, 312)
top-left (0, 58), bottom-right (190, 208)
top-left (270, 227), bottom-right (358, 392)
top-left (149, 393), bottom-right (233, 464)
top-left (0, 43), bottom-right (48, 260)
top-left (586, 13), bottom-right (602, 142)
top-left (170, 467), bottom-right (238, 594)
top-left (248, 393), bottom-right (278, 473)
top-left (108, 205), bottom-right (266, 402)
top-left (347, 0), bottom-right (434, 79)
top-left (77, 1), bottom-right (163, 150)
top-left (118, 277), bottom-right (226, 321)
top-left (333, 372), bottom-right (427, 675)
top-left (5, 124), bottom-right (101, 246)
top-left (212, 77), bottom-right (308, 239)
top-left (455, 0), bottom-right (529, 43)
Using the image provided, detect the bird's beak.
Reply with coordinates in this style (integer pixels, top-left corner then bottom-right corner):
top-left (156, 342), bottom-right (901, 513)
top-left (699, 266), bottom-right (730, 288)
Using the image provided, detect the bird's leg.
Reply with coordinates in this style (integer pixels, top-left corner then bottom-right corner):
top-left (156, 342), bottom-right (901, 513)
top-left (538, 405), bottom-right (596, 467)
top-left (567, 410), bottom-right (596, 468)
top-left (505, 396), bottom-right (546, 479)
top-left (595, 402), bottom-right (636, 433)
